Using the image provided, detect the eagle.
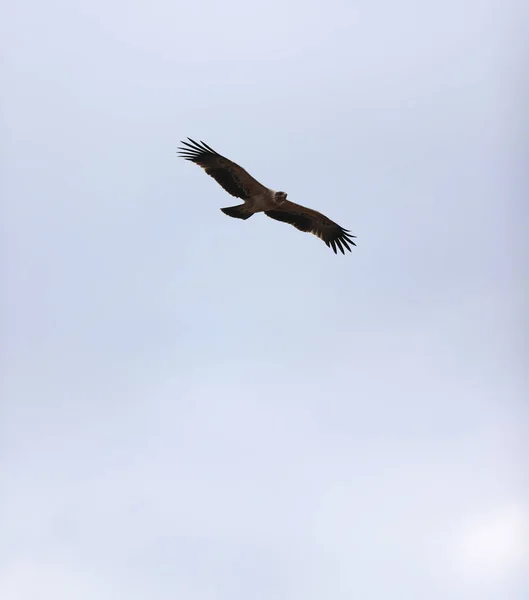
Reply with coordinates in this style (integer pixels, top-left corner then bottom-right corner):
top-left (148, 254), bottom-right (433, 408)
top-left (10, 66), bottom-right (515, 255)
top-left (177, 138), bottom-right (356, 254)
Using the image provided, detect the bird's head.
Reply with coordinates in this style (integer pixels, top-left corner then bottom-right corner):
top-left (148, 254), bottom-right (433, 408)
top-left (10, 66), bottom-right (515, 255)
top-left (275, 191), bottom-right (288, 204)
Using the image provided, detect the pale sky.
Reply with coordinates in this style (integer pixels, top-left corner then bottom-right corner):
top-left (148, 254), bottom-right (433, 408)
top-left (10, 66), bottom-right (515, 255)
top-left (2, 0), bottom-right (528, 599)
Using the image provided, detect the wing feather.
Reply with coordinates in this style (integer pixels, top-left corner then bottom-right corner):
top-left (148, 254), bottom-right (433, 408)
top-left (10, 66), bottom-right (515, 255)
top-left (265, 200), bottom-right (356, 254)
top-left (177, 138), bottom-right (268, 200)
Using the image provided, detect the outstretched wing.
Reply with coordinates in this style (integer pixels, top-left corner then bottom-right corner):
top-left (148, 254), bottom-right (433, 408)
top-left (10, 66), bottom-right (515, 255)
top-left (178, 138), bottom-right (269, 200)
top-left (265, 200), bottom-right (356, 254)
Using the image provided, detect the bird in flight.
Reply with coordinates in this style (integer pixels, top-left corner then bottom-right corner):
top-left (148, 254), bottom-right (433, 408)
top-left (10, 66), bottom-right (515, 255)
top-left (177, 138), bottom-right (356, 254)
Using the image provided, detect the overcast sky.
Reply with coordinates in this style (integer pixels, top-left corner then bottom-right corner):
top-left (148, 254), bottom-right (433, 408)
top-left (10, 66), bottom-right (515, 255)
top-left (1, 0), bottom-right (528, 598)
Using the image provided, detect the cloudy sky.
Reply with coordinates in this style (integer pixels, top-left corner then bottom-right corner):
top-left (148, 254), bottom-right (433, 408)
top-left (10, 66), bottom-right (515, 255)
top-left (2, 0), bottom-right (527, 598)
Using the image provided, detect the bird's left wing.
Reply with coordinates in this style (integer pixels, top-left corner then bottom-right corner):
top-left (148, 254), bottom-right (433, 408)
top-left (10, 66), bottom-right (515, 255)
top-left (178, 138), bottom-right (269, 200)
top-left (265, 200), bottom-right (356, 254)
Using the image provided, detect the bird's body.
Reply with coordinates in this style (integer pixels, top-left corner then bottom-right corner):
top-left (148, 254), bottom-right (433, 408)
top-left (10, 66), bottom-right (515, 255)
top-left (240, 188), bottom-right (279, 213)
top-left (177, 138), bottom-right (356, 254)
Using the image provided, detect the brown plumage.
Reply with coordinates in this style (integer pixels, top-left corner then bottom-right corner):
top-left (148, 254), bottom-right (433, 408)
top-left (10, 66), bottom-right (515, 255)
top-left (177, 138), bottom-right (356, 254)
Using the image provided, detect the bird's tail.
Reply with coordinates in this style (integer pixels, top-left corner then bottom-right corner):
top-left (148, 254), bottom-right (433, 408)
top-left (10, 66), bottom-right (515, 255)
top-left (220, 205), bottom-right (253, 220)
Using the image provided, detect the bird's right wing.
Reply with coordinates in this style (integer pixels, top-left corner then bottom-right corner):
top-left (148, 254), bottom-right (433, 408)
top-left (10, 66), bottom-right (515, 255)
top-left (178, 138), bottom-right (269, 200)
